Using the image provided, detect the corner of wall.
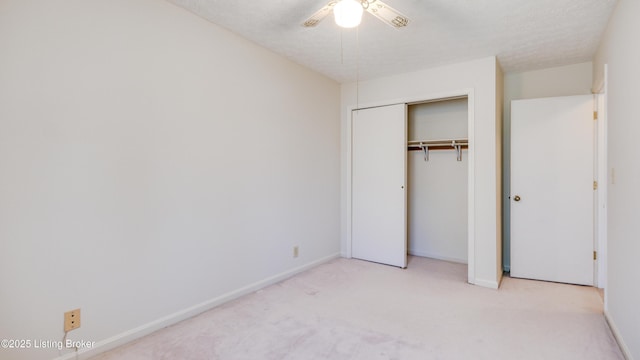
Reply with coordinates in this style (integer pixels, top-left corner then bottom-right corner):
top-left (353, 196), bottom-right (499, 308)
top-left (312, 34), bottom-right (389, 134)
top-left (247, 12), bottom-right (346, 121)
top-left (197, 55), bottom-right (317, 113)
top-left (473, 277), bottom-right (500, 290)
top-left (495, 58), bottom-right (505, 283)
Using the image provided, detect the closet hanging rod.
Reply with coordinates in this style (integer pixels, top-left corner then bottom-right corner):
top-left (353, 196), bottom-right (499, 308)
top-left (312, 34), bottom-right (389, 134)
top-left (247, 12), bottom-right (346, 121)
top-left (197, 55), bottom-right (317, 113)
top-left (407, 145), bottom-right (468, 151)
top-left (407, 139), bottom-right (468, 151)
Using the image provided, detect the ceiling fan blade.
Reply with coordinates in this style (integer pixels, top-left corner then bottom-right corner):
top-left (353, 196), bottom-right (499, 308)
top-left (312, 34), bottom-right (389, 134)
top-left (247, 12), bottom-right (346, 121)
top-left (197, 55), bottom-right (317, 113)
top-left (302, 1), bottom-right (339, 27)
top-left (364, 0), bottom-right (410, 29)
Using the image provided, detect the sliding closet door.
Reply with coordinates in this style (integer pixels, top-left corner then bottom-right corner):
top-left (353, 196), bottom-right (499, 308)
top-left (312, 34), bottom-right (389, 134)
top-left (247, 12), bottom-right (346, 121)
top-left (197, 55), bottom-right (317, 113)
top-left (351, 104), bottom-right (407, 268)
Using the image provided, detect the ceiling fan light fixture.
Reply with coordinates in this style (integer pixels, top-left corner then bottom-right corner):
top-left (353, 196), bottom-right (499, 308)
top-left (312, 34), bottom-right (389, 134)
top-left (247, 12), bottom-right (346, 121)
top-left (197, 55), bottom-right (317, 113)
top-left (334, 0), bottom-right (363, 28)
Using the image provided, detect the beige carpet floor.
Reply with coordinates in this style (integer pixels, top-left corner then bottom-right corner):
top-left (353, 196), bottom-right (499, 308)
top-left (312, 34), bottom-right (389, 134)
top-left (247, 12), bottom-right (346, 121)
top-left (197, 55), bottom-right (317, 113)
top-left (92, 256), bottom-right (624, 360)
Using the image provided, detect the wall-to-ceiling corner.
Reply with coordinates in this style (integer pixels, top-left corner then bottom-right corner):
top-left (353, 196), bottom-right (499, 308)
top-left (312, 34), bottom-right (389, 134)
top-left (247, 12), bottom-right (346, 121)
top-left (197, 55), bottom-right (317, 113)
top-left (593, 1), bottom-right (640, 358)
top-left (0, 1), bottom-right (341, 359)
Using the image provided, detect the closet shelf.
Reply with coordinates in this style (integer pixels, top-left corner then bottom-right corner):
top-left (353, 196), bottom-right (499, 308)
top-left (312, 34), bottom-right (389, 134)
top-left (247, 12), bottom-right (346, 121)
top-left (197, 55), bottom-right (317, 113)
top-left (408, 139), bottom-right (468, 161)
top-left (407, 139), bottom-right (468, 151)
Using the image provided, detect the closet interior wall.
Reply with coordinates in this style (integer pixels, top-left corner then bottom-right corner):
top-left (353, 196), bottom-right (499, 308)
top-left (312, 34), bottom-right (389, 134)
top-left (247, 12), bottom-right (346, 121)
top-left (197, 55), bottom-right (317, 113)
top-left (407, 98), bottom-right (469, 263)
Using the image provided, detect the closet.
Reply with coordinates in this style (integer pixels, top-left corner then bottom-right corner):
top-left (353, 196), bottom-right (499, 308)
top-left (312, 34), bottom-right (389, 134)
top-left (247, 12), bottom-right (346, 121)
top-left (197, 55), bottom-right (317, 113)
top-left (351, 96), bottom-right (470, 270)
top-left (407, 98), bottom-right (469, 264)
top-left (346, 58), bottom-right (503, 288)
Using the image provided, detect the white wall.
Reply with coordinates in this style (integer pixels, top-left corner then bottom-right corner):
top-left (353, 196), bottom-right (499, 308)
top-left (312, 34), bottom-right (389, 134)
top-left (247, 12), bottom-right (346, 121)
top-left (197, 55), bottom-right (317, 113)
top-left (0, 1), bottom-right (340, 359)
top-left (341, 57), bottom-right (502, 288)
top-left (502, 62), bottom-right (593, 270)
top-left (593, 1), bottom-right (640, 358)
top-left (407, 100), bottom-right (468, 263)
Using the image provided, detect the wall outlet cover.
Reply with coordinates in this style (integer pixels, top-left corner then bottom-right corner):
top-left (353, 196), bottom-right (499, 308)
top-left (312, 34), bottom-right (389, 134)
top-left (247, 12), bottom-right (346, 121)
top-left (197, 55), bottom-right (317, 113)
top-left (64, 309), bottom-right (81, 332)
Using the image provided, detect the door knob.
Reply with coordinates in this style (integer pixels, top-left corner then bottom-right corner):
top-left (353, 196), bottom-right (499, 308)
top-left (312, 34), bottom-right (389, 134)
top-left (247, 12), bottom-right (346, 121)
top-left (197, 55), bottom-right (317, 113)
top-left (514, 195), bottom-right (521, 202)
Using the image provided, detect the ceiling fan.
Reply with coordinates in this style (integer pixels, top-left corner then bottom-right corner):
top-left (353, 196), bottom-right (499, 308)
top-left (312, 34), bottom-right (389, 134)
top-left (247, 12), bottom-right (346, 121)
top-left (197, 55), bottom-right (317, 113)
top-left (303, 0), bottom-right (410, 29)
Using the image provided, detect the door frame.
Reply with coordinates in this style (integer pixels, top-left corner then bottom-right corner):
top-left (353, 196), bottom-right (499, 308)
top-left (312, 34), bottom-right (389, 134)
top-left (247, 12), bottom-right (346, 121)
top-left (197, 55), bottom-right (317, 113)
top-left (593, 64), bottom-right (608, 290)
top-left (345, 88), bottom-right (477, 284)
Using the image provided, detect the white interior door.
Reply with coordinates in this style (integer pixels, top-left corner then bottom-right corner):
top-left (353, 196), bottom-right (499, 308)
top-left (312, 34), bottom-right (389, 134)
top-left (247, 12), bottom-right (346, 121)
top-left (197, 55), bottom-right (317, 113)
top-left (352, 104), bottom-right (407, 268)
top-left (511, 95), bottom-right (594, 286)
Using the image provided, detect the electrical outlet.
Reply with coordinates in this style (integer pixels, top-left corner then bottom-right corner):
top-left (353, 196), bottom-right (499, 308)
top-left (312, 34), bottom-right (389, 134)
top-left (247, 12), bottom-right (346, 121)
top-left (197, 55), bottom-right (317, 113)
top-left (293, 246), bottom-right (299, 258)
top-left (64, 309), bottom-right (81, 332)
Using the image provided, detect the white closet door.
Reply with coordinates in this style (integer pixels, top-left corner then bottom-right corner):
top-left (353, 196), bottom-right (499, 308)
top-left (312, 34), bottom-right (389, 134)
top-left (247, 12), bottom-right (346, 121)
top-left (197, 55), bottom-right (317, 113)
top-left (511, 95), bottom-right (594, 286)
top-left (351, 104), bottom-right (407, 268)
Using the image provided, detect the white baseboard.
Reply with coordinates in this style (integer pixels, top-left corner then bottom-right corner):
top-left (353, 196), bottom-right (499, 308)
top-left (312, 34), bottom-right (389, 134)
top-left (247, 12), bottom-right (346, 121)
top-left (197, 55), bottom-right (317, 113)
top-left (54, 253), bottom-right (341, 360)
top-left (472, 278), bottom-right (500, 289)
top-left (605, 310), bottom-right (634, 360)
top-left (408, 249), bottom-right (467, 265)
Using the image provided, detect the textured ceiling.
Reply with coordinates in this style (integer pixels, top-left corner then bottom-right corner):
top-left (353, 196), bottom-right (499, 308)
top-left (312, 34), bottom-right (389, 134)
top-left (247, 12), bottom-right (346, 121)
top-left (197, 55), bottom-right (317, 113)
top-left (166, 0), bottom-right (617, 83)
